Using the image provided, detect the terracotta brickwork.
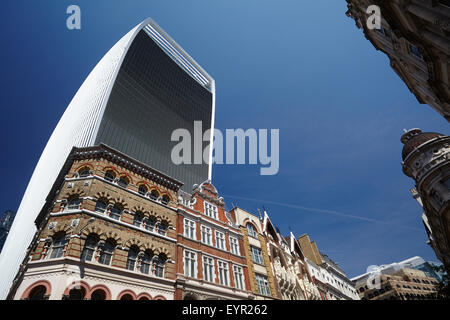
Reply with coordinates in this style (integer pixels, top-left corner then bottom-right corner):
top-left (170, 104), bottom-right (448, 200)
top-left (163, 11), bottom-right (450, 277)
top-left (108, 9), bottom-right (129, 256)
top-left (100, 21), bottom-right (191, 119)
top-left (12, 145), bottom-right (180, 300)
top-left (175, 181), bottom-right (252, 300)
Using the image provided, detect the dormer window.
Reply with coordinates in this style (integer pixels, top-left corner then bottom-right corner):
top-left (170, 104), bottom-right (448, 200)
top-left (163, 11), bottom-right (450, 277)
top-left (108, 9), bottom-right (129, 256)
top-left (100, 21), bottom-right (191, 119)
top-left (247, 223), bottom-right (258, 238)
top-left (204, 201), bottom-right (218, 219)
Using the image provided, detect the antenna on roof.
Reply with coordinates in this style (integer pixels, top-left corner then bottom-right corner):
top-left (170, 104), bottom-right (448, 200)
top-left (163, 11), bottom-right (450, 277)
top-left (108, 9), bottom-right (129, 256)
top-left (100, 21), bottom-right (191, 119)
top-left (257, 208), bottom-right (263, 220)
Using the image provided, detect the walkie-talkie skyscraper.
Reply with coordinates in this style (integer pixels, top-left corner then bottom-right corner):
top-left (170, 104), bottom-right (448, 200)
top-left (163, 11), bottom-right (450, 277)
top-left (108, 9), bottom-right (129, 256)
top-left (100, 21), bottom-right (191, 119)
top-left (0, 18), bottom-right (215, 299)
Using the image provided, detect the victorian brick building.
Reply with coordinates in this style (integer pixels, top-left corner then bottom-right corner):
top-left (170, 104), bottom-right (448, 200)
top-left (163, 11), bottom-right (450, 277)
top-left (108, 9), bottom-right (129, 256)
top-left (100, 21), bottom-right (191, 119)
top-left (9, 145), bottom-right (180, 300)
top-left (8, 145), bottom-right (361, 300)
top-left (175, 182), bottom-right (252, 300)
top-left (230, 207), bottom-right (279, 300)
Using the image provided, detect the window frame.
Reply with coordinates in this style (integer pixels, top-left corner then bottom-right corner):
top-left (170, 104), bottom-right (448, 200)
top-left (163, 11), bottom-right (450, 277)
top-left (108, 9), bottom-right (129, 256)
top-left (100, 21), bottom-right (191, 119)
top-left (229, 236), bottom-right (240, 255)
top-left (233, 265), bottom-right (245, 290)
top-left (256, 274), bottom-right (271, 296)
top-left (98, 240), bottom-right (115, 265)
top-left (217, 260), bottom-right (230, 286)
top-left (204, 201), bottom-right (218, 220)
top-left (250, 246), bottom-right (264, 265)
top-left (184, 249), bottom-right (197, 278)
top-left (201, 225), bottom-right (212, 245)
top-left (215, 230), bottom-right (226, 251)
top-left (246, 223), bottom-right (258, 238)
top-left (184, 218), bottom-right (196, 240)
top-left (202, 255), bottom-right (215, 283)
top-left (49, 234), bottom-right (67, 259)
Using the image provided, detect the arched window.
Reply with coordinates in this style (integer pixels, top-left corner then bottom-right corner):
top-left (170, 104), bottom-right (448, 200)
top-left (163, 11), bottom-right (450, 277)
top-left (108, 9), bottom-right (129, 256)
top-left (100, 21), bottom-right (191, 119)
top-left (68, 288), bottom-right (85, 300)
top-left (126, 246), bottom-right (139, 271)
top-left (120, 294), bottom-right (133, 300)
top-left (157, 221), bottom-right (168, 236)
top-left (49, 233), bottom-right (67, 259)
top-left (109, 205), bottom-right (122, 220)
top-left (78, 167), bottom-right (91, 177)
top-left (161, 195), bottom-right (170, 205)
top-left (81, 235), bottom-right (99, 262)
top-left (133, 212), bottom-right (144, 227)
top-left (94, 200), bottom-right (108, 214)
top-left (117, 176), bottom-right (129, 188)
top-left (99, 240), bottom-right (115, 265)
top-left (153, 254), bottom-right (166, 277)
top-left (145, 216), bottom-right (156, 232)
top-left (91, 289), bottom-right (106, 300)
top-left (138, 185), bottom-right (148, 196)
top-left (247, 223), bottom-right (258, 238)
top-left (67, 197), bottom-right (81, 210)
top-left (141, 251), bottom-right (153, 275)
top-left (104, 171), bottom-right (115, 182)
top-left (149, 190), bottom-right (159, 201)
top-left (28, 286), bottom-right (47, 300)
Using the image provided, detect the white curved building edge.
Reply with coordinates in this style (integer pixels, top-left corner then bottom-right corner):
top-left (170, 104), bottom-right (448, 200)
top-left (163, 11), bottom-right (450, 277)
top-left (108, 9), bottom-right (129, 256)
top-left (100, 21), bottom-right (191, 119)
top-left (0, 18), bottom-right (215, 299)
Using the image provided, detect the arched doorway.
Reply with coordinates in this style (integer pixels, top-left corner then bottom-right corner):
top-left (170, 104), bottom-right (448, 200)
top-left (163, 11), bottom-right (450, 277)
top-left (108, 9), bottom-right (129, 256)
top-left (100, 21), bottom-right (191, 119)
top-left (29, 286), bottom-right (47, 300)
top-left (91, 289), bottom-right (107, 300)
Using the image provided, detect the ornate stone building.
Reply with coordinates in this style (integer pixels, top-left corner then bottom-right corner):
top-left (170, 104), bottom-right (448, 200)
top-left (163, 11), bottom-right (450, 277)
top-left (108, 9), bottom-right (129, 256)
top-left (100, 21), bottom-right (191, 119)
top-left (260, 212), bottom-right (315, 300)
top-left (346, 0), bottom-right (450, 121)
top-left (401, 128), bottom-right (450, 271)
top-left (354, 268), bottom-right (438, 300)
top-left (9, 145), bottom-right (180, 300)
top-left (174, 182), bottom-right (252, 300)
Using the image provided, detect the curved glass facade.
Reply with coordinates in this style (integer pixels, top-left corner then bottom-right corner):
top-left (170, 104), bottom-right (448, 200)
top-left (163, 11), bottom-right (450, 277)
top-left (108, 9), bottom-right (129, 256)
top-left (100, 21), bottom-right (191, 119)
top-left (95, 30), bottom-right (213, 191)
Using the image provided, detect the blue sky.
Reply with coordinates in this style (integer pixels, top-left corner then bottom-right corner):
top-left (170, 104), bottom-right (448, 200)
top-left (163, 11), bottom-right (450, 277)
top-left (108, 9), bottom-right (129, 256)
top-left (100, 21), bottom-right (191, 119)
top-left (0, 1), bottom-right (448, 278)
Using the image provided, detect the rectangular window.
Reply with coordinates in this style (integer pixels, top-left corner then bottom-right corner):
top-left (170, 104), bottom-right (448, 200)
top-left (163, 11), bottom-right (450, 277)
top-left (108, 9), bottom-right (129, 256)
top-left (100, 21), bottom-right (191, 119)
top-left (201, 225), bottom-right (212, 245)
top-left (203, 256), bottom-right (215, 282)
top-left (215, 231), bottom-right (225, 250)
top-left (218, 260), bottom-right (229, 286)
top-left (184, 218), bottom-right (196, 240)
top-left (256, 274), bottom-right (271, 296)
top-left (251, 246), bottom-right (264, 265)
top-left (233, 265), bottom-right (245, 290)
top-left (204, 201), bottom-right (218, 219)
top-left (230, 236), bottom-right (240, 255)
top-left (184, 250), bottom-right (197, 278)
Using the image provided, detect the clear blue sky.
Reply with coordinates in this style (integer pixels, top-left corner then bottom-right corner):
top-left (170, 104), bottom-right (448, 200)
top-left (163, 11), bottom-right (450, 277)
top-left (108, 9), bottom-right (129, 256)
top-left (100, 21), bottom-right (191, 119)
top-left (0, 1), bottom-right (448, 278)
